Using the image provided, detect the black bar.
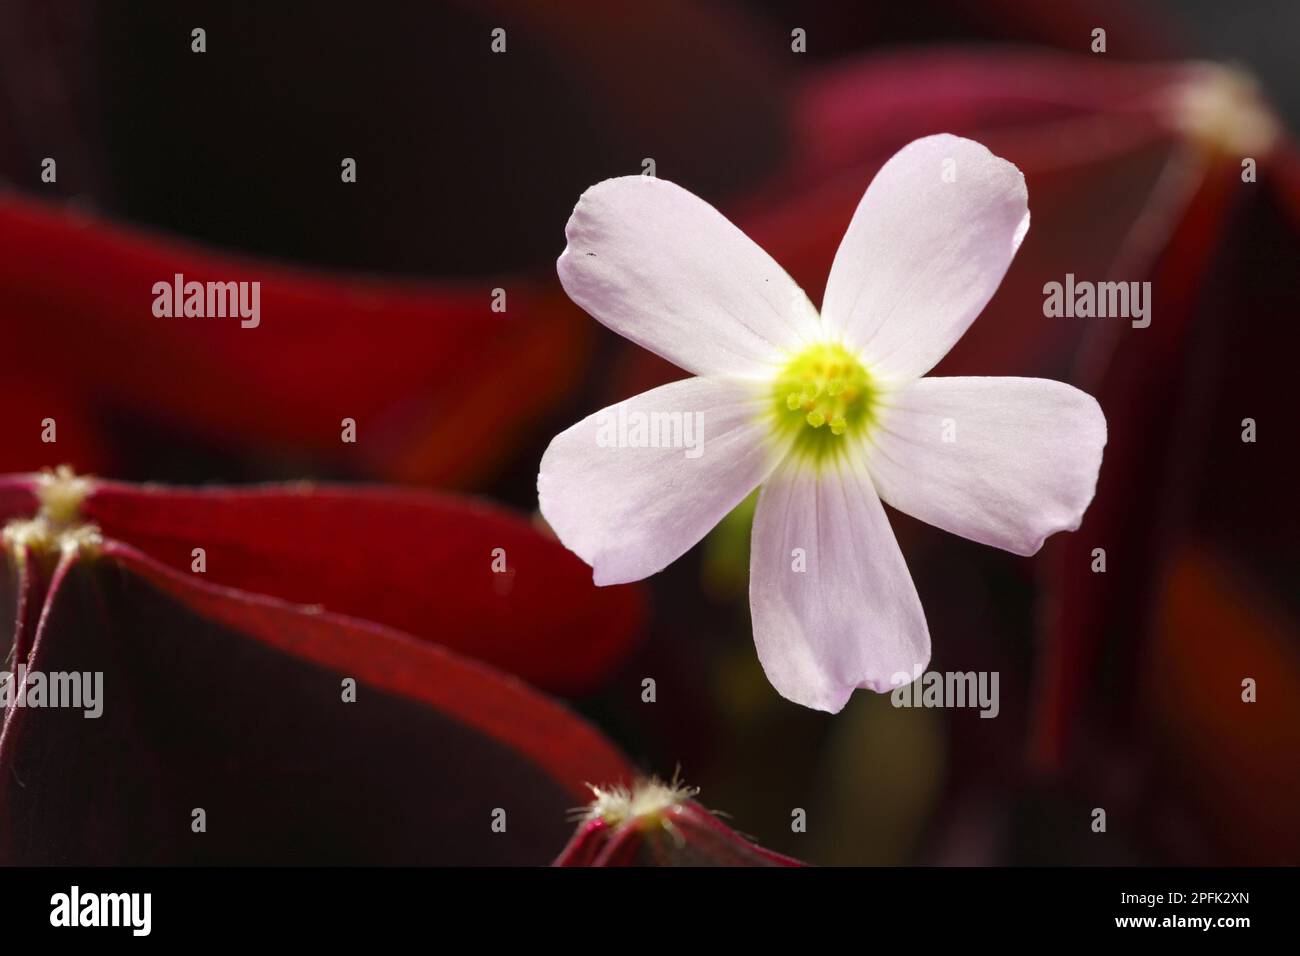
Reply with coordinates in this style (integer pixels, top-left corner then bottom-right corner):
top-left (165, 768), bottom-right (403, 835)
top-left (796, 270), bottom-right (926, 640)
top-left (0, 866), bottom-right (1284, 941)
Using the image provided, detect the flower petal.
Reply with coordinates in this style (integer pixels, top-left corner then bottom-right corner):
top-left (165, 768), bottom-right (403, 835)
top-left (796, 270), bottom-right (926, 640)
top-left (557, 176), bottom-right (818, 377)
top-left (749, 454), bottom-right (929, 712)
top-left (539, 377), bottom-right (778, 586)
top-left (867, 377), bottom-right (1107, 556)
top-left (821, 134), bottom-right (1030, 382)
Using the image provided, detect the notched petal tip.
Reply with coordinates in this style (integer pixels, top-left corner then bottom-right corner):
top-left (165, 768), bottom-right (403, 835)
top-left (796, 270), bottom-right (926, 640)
top-left (822, 133), bottom-right (1034, 380)
top-left (554, 174), bottom-right (816, 377)
top-left (536, 459), bottom-right (646, 588)
top-left (868, 377), bottom-right (1109, 558)
top-left (802, 685), bottom-right (855, 715)
top-left (591, 564), bottom-right (642, 588)
top-left (920, 131), bottom-right (1031, 242)
top-left (538, 378), bottom-right (777, 587)
top-left (1025, 387), bottom-right (1108, 557)
top-left (559, 175), bottom-right (667, 249)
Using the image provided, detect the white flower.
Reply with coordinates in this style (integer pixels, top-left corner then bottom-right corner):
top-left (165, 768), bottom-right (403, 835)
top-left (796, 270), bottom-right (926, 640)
top-left (538, 134), bottom-right (1107, 712)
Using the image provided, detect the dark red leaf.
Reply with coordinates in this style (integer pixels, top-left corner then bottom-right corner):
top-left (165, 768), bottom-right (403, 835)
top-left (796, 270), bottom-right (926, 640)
top-left (0, 375), bottom-right (115, 477)
top-left (0, 537), bottom-right (634, 864)
top-left (0, 193), bottom-right (590, 486)
top-left (73, 477), bottom-right (644, 694)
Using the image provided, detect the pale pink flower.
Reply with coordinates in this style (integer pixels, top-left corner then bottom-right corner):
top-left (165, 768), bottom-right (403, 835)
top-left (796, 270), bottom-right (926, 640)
top-left (539, 135), bottom-right (1106, 712)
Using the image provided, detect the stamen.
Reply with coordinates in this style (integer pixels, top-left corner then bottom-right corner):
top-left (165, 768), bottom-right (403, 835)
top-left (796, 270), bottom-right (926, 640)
top-left (770, 342), bottom-right (876, 463)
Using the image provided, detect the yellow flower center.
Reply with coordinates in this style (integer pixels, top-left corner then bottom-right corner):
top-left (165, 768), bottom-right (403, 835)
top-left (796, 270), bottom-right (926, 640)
top-left (770, 342), bottom-right (876, 462)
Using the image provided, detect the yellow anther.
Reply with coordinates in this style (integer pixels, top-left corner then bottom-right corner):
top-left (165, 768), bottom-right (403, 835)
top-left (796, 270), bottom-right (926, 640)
top-left (771, 342), bottom-right (876, 462)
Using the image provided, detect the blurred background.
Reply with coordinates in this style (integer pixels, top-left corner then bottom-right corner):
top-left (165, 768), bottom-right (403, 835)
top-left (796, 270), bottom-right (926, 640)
top-left (0, 0), bottom-right (1296, 864)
